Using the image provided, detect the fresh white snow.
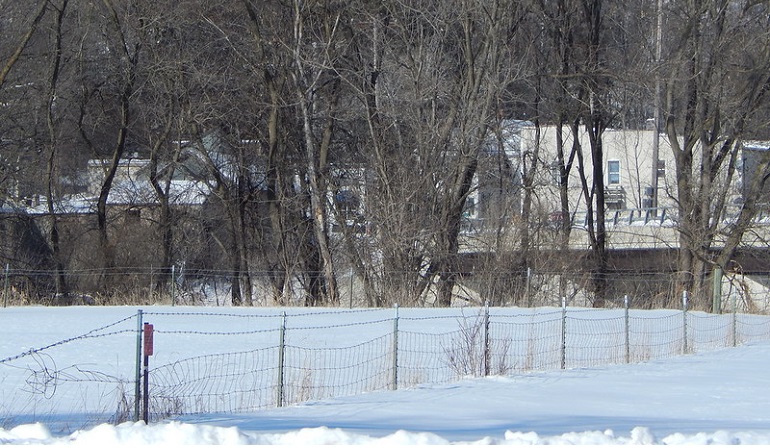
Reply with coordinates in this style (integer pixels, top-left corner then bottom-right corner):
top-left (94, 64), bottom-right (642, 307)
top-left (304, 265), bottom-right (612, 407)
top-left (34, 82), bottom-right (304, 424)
top-left (1, 305), bottom-right (770, 445)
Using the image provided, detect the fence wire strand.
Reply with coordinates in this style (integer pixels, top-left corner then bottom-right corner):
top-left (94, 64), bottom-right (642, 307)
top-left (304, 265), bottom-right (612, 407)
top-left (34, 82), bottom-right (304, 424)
top-left (3, 306), bottom-right (770, 430)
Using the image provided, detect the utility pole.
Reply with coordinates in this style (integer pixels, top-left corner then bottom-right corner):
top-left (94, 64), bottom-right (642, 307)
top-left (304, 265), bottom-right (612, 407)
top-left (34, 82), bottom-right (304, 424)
top-left (650, 0), bottom-right (663, 214)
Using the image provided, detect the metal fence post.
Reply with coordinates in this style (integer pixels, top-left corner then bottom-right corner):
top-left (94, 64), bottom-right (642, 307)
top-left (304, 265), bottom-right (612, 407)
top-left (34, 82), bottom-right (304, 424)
top-left (683, 290), bottom-right (689, 354)
top-left (624, 295), bottom-right (630, 364)
top-left (732, 291), bottom-right (738, 347)
top-left (277, 312), bottom-right (286, 407)
top-left (134, 309), bottom-right (143, 422)
top-left (483, 301), bottom-right (490, 376)
top-left (2, 264), bottom-right (9, 308)
top-left (142, 322), bottom-right (154, 423)
top-left (391, 304), bottom-right (399, 390)
top-left (560, 297), bottom-right (567, 370)
top-left (525, 267), bottom-right (532, 307)
top-left (171, 265), bottom-right (176, 307)
top-left (349, 268), bottom-right (354, 309)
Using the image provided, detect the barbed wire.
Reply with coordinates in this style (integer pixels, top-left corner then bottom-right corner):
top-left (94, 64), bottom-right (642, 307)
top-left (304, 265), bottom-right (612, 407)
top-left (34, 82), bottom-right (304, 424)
top-left (145, 308), bottom-right (393, 319)
top-left (3, 306), bottom-right (770, 426)
top-left (145, 311), bottom-right (281, 319)
top-left (284, 318), bottom-right (394, 331)
top-left (0, 312), bottom-right (138, 364)
top-left (154, 328), bottom-right (278, 337)
top-left (0, 266), bottom-right (705, 277)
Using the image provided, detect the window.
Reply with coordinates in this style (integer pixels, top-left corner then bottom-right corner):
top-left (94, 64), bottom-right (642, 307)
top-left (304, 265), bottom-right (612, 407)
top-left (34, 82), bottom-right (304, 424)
top-left (463, 195), bottom-right (477, 219)
top-left (334, 190), bottom-right (360, 221)
top-left (657, 160), bottom-right (666, 178)
top-left (550, 161), bottom-right (561, 185)
top-left (607, 160), bottom-right (620, 185)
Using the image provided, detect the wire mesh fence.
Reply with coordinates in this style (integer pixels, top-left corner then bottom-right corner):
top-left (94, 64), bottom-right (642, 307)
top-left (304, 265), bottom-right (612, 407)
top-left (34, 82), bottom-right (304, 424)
top-left (1, 303), bottom-right (770, 433)
top-left (0, 310), bottom-right (139, 431)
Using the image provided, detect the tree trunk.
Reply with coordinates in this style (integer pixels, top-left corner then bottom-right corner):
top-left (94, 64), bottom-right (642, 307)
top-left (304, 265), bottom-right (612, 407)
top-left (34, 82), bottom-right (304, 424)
top-left (45, 0), bottom-right (69, 299)
top-left (583, 0), bottom-right (608, 307)
top-left (291, 0), bottom-right (339, 305)
top-left (236, 171), bottom-right (253, 306)
top-left (148, 112), bottom-right (176, 296)
top-left (97, 0), bottom-right (139, 284)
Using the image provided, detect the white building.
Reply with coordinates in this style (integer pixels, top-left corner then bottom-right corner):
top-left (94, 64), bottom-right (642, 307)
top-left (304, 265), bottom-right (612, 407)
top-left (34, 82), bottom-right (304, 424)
top-left (517, 124), bottom-right (677, 218)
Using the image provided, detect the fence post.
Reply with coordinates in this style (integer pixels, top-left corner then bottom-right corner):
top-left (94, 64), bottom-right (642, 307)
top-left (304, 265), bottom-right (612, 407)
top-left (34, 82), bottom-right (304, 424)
top-left (171, 265), bottom-right (176, 307)
top-left (391, 304), bottom-right (399, 390)
top-left (682, 290), bottom-right (689, 354)
top-left (2, 263), bottom-right (9, 308)
top-left (525, 267), bottom-right (532, 307)
top-left (712, 267), bottom-right (723, 314)
top-left (560, 297), bottom-right (567, 370)
top-left (483, 301), bottom-right (490, 376)
top-left (277, 312), bottom-right (286, 407)
top-left (349, 268), bottom-right (354, 309)
top-left (732, 291), bottom-right (738, 348)
top-left (142, 322), bottom-right (154, 423)
top-left (624, 295), bottom-right (630, 364)
top-left (134, 309), bottom-right (143, 422)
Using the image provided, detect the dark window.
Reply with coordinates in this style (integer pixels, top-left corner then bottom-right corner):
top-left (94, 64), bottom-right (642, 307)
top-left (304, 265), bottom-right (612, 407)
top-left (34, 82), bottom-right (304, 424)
top-left (608, 160), bottom-right (620, 185)
top-left (550, 161), bottom-right (561, 185)
top-left (335, 190), bottom-right (360, 220)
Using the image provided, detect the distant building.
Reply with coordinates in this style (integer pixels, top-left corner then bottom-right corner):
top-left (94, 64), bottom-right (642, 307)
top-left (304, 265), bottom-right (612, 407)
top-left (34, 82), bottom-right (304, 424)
top-left (740, 141), bottom-right (770, 208)
top-left (328, 166), bottom-right (368, 234)
top-left (517, 125), bottom-right (677, 218)
top-left (462, 120), bottom-right (528, 233)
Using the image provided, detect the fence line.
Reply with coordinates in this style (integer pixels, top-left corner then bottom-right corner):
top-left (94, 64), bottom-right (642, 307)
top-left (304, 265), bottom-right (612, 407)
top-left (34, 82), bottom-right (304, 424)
top-left (143, 302), bottom-right (770, 421)
top-left (2, 303), bottom-right (770, 431)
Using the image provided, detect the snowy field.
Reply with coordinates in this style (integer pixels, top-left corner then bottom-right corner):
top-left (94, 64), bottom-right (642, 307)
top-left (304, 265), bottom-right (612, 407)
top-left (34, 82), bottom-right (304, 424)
top-left (1, 305), bottom-right (770, 445)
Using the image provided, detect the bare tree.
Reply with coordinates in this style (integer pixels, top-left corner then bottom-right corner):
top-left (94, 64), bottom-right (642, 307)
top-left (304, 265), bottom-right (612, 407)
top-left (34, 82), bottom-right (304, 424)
top-left (0, 3), bottom-right (52, 290)
top-left (531, 0), bottom-right (613, 306)
top-left (3, 0), bottom-right (770, 309)
top-left (236, 0), bottom-right (346, 305)
top-left (289, 0), bottom-right (344, 305)
top-left (661, 0), bottom-right (770, 309)
top-left (331, 0), bottom-right (526, 306)
top-left (138, 29), bottom-right (180, 295)
top-left (43, 0), bottom-right (70, 299)
top-left (0, 1), bottom-right (48, 91)
top-left (239, 0), bottom-right (299, 304)
top-left (61, 0), bottom-right (144, 290)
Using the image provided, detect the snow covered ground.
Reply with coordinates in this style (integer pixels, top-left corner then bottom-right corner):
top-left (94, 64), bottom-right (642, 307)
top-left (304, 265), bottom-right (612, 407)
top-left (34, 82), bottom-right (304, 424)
top-left (2, 306), bottom-right (770, 445)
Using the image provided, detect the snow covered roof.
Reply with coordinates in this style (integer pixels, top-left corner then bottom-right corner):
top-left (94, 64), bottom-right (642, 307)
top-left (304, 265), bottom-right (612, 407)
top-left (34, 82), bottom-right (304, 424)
top-left (17, 178), bottom-right (213, 216)
top-left (743, 141), bottom-right (770, 151)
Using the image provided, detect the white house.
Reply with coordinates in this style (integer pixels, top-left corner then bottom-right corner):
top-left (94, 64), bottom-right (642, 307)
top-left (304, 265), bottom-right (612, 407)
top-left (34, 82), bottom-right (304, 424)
top-left (517, 124), bottom-right (678, 218)
top-left (84, 152), bottom-right (213, 209)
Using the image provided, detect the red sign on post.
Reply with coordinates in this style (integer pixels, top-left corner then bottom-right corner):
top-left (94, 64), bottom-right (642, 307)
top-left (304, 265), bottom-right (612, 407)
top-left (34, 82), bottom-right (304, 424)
top-left (143, 323), bottom-right (154, 357)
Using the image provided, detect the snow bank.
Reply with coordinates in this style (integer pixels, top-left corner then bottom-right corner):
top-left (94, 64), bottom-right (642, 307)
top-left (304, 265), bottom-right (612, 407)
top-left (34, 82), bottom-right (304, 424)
top-left (2, 422), bottom-right (770, 445)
